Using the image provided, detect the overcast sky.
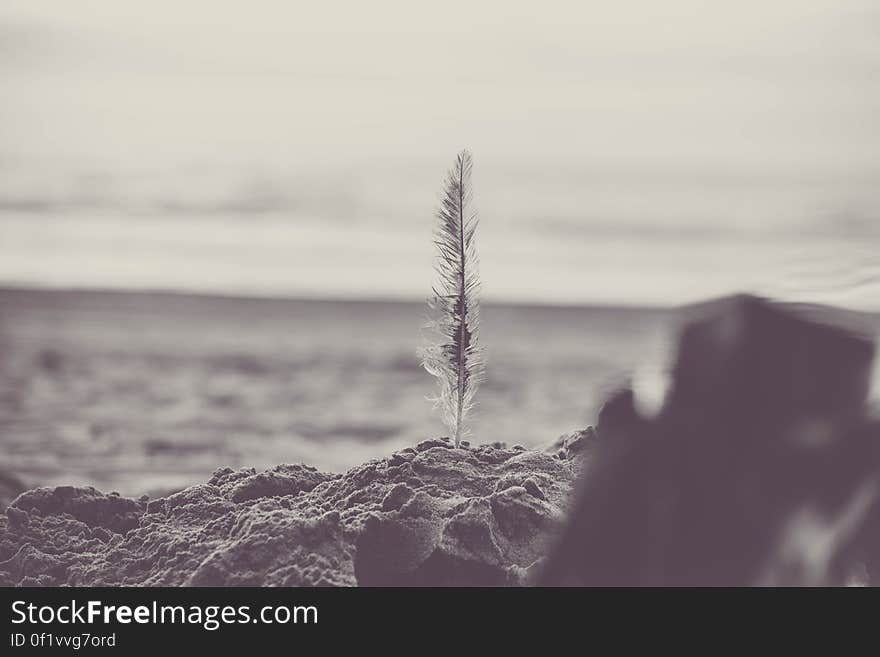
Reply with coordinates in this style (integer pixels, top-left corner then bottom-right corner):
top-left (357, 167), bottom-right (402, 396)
top-left (3, 1), bottom-right (879, 170)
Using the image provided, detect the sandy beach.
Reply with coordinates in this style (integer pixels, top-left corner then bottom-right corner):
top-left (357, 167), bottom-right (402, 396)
top-left (0, 287), bottom-right (671, 496)
top-left (0, 437), bottom-right (587, 587)
top-left (3, 292), bottom-right (880, 587)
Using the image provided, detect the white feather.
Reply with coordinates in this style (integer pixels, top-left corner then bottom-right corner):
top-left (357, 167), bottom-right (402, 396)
top-left (419, 150), bottom-right (485, 446)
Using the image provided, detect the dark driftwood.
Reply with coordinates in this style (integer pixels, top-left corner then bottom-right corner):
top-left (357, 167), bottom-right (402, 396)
top-left (541, 295), bottom-right (879, 586)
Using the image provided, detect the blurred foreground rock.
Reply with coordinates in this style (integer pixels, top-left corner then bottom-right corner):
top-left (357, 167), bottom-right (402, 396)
top-left (0, 442), bottom-right (576, 586)
top-left (540, 295), bottom-right (880, 586)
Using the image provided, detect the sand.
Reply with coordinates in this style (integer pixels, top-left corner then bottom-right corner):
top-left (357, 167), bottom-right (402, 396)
top-left (0, 436), bottom-right (589, 587)
top-left (0, 287), bottom-right (669, 495)
top-left (4, 293), bottom-right (880, 587)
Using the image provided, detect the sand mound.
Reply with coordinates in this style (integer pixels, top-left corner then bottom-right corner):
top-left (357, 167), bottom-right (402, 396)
top-left (0, 439), bottom-right (579, 586)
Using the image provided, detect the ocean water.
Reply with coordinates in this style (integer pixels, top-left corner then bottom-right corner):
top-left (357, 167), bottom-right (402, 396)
top-left (0, 288), bottom-right (671, 495)
top-left (0, 172), bottom-right (877, 312)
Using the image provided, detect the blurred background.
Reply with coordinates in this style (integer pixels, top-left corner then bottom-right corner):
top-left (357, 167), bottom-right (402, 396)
top-left (1, 1), bottom-right (878, 495)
